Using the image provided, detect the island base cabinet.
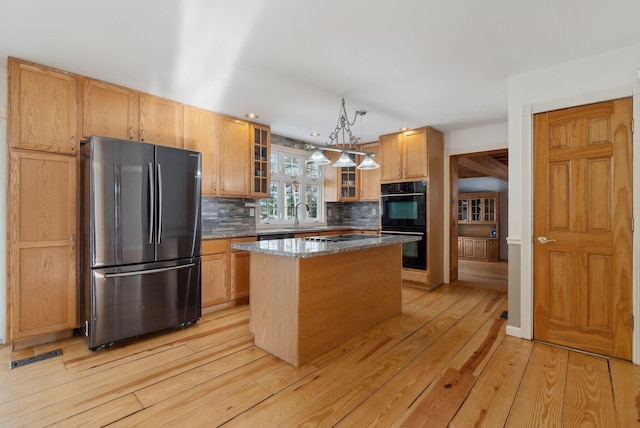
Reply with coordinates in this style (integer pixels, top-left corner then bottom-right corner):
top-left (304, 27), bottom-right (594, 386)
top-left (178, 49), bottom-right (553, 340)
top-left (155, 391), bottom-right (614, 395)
top-left (249, 244), bottom-right (402, 367)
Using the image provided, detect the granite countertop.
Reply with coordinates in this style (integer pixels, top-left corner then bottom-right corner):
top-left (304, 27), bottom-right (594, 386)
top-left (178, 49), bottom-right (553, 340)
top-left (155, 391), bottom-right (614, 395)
top-left (230, 234), bottom-right (420, 258)
top-left (202, 225), bottom-right (377, 240)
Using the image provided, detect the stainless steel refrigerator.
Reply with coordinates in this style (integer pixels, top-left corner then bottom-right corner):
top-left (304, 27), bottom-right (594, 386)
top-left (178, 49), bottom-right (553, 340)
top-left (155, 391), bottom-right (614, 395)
top-left (81, 135), bottom-right (202, 350)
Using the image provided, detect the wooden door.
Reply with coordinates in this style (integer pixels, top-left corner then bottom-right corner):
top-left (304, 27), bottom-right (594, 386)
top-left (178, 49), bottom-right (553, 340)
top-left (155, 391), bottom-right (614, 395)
top-left (379, 133), bottom-right (401, 182)
top-left (82, 78), bottom-right (138, 140)
top-left (402, 128), bottom-right (428, 179)
top-left (533, 98), bottom-right (633, 360)
top-left (9, 58), bottom-right (78, 154)
top-left (184, 106), bottom-right (217, 195)
top-left (8, 151), bottom-right (78, 339)
top-left (218, 116), bottom-right (250, 196)
top-left (139, 93), bottom-right (184, 147)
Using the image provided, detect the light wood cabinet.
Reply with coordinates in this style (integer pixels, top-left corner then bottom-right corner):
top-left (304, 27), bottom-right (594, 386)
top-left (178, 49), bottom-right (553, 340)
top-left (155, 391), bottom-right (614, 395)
top-left (139, 93), bottom-right (184, 148)
top-left (184, 106), bottom-right (218, 196)
top-left (379, 127), bottom-right (441, 183)
top-left (458, 192), bottom-right (500, 262)
top-left (251, 124), bottom-right (271, 197)
top-left (8, 150), bottom-right (78, 340)
top-left (338, 153), bottom-right (359, 201)
top-left (458, 237), bottom-right (499, 261)
top-left (217, 115), bottom-right (251, 196)
top-left (8, 58), bottom-right (79, 154)
top-left (458, 192), bottom-right (499, 224)
top-left (81, 77), bottom-right (138, 140)
top-left (359, 142), bottom-right (380, 201)
top-left (323, 145), bottom-right (380, 202)
top-left (202, 237), bottom-right (256, 309)
top-left (230, 237), bottom-right (256, 299)
top-left (201, 240), bottom-right (229, 307)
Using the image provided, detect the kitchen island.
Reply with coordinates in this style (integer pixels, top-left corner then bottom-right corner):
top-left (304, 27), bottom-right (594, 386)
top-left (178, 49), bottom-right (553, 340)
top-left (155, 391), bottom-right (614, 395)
top-left (231, 234), bottom-right (420, 367)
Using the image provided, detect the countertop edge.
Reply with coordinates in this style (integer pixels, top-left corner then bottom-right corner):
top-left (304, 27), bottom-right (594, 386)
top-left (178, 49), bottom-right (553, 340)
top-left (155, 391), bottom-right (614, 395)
top-left (230, 235), bottom-right (419, 258)
top-left (202, 226), bottom-right (379, 240)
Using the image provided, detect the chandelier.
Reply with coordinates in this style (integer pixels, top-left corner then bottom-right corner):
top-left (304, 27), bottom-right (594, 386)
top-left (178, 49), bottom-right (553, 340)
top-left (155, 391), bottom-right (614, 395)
top-left (305, 97), bottom-right (379, 170)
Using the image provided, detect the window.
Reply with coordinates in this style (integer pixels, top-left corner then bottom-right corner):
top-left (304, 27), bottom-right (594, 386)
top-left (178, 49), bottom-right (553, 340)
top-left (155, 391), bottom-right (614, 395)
top-left (258, 146), bottom-right (324, 227)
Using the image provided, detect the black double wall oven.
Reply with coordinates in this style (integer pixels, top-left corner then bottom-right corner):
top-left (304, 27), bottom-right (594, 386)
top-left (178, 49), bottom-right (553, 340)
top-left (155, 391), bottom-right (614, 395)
top-left (380, 181), bottom-right (427, 270)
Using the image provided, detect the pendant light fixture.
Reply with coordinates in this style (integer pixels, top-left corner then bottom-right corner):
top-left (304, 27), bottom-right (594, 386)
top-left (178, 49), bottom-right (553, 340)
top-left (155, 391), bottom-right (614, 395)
top-left (305, 97), bottom-right (379, 170)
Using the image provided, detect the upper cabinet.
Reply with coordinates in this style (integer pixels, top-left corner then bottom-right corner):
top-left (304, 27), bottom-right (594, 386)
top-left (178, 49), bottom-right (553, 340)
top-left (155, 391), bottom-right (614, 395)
top-left (217, 115), bottom-right (251, 197)
top-left (322, 142), bottom-right (381, 202)
top-left (139, 93), bottom-right (184, 148)
top-left (81, 77), bottom-right (138, 140)
top-left (359, 141), bottom-right (380, 201)
top-left (184, 106), bottom-right (218, 196)
top-left (8, 58), bottom-right (79, 154)
top-left (251, 123), bottom-right (271, 198)
top-left (458, 192), bottom-right (499, 225)
top-left (338, 153), bottom-right (359, 201)
top-left (379, 127), bottom-right (442, 183)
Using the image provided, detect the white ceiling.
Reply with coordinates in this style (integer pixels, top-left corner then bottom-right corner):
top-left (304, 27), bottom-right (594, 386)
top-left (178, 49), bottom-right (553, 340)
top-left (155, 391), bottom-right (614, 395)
top-left (2, 0), bottom-right (640, 143)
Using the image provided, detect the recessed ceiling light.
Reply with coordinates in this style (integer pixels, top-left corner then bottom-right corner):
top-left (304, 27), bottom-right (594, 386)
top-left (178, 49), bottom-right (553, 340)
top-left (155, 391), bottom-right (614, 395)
top-left (245, 113), bottom-right (259, 119)
top-left (399, 127), bottom-right (409, 132)
top-left (310, 132), bottom-right (320, 137)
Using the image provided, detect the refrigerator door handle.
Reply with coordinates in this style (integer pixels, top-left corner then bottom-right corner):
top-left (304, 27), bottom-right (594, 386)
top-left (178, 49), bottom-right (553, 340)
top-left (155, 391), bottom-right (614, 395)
top-left (104, 263), bottom-right (196, 278)
top-left (148, 162), bottom-right (154, 245)
top-left (157, 163), bottom-right (163, 244)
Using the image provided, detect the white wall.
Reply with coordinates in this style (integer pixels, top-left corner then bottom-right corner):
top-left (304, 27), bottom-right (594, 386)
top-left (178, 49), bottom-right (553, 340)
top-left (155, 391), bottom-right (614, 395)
top-left (507, 43), bottom-right (640, 362)
top-left (0, 64), bottom-right (7, 344)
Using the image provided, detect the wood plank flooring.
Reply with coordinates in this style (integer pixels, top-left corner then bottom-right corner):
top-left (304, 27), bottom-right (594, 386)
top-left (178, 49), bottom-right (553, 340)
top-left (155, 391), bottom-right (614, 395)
top-left (457, 259), bottom-right (508, 292)
top-left (1, 283), bottom-right (638, 427)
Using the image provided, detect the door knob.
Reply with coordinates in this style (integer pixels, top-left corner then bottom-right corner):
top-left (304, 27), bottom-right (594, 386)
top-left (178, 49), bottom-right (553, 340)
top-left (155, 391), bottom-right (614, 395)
top-left (536, 236), bottom-right (557, 244)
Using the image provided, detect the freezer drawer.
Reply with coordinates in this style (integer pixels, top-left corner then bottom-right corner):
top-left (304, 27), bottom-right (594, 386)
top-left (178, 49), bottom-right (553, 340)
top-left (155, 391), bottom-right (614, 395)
top-left (86, 258), bottom-right (201, 349)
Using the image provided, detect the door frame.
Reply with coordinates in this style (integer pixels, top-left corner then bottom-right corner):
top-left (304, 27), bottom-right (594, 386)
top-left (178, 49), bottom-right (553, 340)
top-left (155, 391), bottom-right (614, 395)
top-left (444, 143), bottom-right (509, 284)
top-left (520, 84), bottom-right (640, 364)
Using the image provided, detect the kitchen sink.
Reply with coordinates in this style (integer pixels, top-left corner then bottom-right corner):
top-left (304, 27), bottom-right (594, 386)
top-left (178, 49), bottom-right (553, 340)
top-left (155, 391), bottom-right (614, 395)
top-left (302, 234), bottom-right (377, 243)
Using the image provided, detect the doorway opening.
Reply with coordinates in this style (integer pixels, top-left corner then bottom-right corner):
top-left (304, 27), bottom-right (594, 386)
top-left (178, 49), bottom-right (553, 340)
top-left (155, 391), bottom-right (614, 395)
top-left (450, 149), bottom-right (508, 291)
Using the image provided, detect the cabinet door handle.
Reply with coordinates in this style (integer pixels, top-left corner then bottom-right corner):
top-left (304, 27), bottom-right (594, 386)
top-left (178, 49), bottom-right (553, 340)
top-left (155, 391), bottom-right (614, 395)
top-left (396, 168), bottom-right (400, 177)
top-left (140, 128), bottom-right (145, 141)
top-left (70, 234), bottom-right (76, 250)
top-left (70, 136), bottom-right (76, 150)
top-left (129, 126), bottom-right (134, 140)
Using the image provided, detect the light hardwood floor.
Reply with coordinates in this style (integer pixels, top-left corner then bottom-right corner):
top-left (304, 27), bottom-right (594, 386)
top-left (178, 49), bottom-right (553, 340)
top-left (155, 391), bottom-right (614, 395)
top-left (1, 283), bottom-right (638, 427)
top-left (457, 259), bottom-right (508, 292)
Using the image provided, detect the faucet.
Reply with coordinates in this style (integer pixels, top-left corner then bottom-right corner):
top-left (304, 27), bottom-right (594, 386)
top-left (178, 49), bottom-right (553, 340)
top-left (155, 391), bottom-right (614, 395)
top-left (293, 202), bottom-right (310, 228)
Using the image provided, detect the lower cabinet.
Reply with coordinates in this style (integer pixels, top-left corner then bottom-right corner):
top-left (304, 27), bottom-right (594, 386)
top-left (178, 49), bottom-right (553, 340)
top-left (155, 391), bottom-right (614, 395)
top-left (202, 236), bottom-right (256, 309)
top-left (458, 237), bottom-right (499, 262)
top-left (230, 237), bottom-right (254, 299)
top-left (201, 239), bottom-right (229, 306)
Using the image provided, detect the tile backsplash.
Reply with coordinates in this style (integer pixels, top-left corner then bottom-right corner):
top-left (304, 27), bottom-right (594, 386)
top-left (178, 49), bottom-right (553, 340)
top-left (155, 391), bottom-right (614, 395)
top-left (326, 201), bottom-right (380, 229)
top-left (202, 198), bottom-right (380, 232)
top-left (202, 197), bottom-right (256, 234)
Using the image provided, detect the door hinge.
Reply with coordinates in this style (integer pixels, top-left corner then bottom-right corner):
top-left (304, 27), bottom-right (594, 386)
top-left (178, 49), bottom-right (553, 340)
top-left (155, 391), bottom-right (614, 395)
top-left (632, 315), bottom-right (635, 331)
top-left (633, 217), bottom-right (635, 232)
top-left (632, 119), bottom-right (634, 133)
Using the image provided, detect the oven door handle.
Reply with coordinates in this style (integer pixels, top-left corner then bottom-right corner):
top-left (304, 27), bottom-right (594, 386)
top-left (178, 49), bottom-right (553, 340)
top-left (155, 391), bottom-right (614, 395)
top-left (381, 230), bottom-right (424, 236)
top-left (381, 193), bottom-right (425, 198)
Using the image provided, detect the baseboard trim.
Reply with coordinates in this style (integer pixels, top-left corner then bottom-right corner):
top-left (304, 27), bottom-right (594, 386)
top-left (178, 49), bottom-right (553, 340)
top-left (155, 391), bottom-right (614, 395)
top-left (506, 325), bottom-right (523, 338)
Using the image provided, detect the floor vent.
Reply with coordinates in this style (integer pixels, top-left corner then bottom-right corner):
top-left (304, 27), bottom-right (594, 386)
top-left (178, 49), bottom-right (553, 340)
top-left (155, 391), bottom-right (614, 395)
top-left (10, 348), bottom-right (62, 369)
top-left (500, 311), bottom-right (508, 320)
